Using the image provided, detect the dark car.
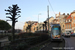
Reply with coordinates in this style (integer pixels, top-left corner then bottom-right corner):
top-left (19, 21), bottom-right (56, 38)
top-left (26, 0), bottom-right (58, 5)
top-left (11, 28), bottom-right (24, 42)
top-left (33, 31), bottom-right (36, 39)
top-left (61, 33), bottom-right (65, 36)
top-left (71, 33), bottom-right (75, 37)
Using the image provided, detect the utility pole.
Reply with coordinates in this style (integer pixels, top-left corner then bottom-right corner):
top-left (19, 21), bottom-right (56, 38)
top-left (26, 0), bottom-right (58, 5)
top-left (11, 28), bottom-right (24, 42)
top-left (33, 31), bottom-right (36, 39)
top-left (47, 5), bottom-right (49, 35)
top-left (38, 13), bottom-right (41, 31)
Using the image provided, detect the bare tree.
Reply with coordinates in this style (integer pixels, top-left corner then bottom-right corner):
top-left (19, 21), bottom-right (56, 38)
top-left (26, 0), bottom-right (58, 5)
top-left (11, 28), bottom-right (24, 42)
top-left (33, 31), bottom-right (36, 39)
top-left (5, 4), bottom-right (21, 41)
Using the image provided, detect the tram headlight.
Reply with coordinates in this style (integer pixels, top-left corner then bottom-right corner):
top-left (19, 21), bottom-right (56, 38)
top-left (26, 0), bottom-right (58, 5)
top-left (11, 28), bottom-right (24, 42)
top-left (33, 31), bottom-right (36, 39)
top-left (53, 37), bottom-right (55, 38)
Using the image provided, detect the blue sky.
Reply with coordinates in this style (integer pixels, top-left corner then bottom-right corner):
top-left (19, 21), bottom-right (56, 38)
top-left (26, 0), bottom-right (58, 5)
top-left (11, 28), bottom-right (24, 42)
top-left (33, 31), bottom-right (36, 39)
top-left (0, 0), bottom-right (75, 30)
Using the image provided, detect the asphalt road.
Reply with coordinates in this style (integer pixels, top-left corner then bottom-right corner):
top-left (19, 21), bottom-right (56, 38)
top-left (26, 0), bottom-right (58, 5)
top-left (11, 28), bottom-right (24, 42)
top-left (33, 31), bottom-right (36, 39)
top-left (41, 39), bottom-right (65, 50)
top-left (63, 36), bottom-right (75, 50)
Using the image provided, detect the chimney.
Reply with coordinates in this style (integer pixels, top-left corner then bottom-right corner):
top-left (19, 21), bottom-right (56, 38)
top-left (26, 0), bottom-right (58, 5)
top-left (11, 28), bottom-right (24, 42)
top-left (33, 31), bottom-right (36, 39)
top-left (59, 12), bottom-right (60, 15)
top-left (63, 13), bottom-right (65, 15)
top-left (67, 13), bottom-right (69, 15)
top-left (73, 10), bottom-right (75, 12)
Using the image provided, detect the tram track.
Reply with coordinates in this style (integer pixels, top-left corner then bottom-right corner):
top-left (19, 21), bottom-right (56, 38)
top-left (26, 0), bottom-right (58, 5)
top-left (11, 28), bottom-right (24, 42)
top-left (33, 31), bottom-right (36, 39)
top-left (40, 38), bottom-right (65, 50)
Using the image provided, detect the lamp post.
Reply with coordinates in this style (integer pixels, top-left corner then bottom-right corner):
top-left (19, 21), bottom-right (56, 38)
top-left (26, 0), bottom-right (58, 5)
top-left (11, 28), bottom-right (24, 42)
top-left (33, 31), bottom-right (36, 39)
top-left (38, 13), bottom-right (41, 31)
top-left (38, 13), bottom-right (41, 23)
top-left (47, 5), bottom-right (49, 35)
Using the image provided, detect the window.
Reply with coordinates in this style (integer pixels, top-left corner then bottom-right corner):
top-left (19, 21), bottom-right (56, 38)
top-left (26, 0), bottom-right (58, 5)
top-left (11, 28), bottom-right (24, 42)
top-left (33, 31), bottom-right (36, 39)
top-left (66, 20), bottom-right (67, 23)
top-left (68, 25), bottom-right (69, 29)
top-left (67, 25), bottom-right (69, 29)
top-left (69, 24), bottom-right (70, 29)
top-left (70, 19), bottom-right (71, 22)
top-left (67, 20), bottom-right (68, 23)
top-left (69, 19), bottom-right (70, 22)
top-left (70, 24), bottom-right (71, 29)
top-left (66, 25), bottom-right (67, 29)
top-left (74, 20), bottom-right (75, 23)
top-left (63, 25), bottom-right (64, 27)
top-left (64, 19), bottom-right (65, 22)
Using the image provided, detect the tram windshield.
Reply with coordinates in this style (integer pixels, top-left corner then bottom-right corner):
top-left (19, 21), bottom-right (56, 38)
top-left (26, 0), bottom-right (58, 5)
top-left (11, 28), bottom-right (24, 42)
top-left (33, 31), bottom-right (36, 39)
top-left (52, 26), bottom-right (61, 36)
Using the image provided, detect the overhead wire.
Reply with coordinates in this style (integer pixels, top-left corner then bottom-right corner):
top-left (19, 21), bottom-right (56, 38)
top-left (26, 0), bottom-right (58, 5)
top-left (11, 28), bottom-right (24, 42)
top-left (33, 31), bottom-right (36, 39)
top-left (48, 0), bottom-right (56, 15)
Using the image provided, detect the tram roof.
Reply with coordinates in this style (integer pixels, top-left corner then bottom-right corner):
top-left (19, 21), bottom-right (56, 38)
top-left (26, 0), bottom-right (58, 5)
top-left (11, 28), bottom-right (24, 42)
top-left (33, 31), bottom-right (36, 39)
top-left (51, 24), bottom-right (60, 27)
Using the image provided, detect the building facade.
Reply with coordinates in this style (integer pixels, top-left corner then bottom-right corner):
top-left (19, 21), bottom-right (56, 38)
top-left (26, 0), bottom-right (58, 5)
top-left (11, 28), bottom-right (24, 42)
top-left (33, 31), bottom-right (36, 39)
top-left (23, 21), bottom-right (38, 32)
top-left (58, 13), bottom-right (69, 33)
top-left (71, 11), bottom-right (75, 33)
top-left (65, 14), bottom-right (72, 33)
top-left (31, 22), bottom-right (38, 33)
top-left (46, 17), bottom-right (54, 31)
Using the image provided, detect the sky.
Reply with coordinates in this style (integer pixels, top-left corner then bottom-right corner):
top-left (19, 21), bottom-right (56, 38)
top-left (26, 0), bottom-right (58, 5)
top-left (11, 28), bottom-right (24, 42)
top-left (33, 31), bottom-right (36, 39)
top-left (0, 0), bottom-right (75, 30)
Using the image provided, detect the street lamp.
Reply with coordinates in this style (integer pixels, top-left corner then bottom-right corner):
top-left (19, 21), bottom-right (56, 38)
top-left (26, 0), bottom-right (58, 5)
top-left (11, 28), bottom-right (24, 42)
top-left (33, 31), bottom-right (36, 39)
top-left (38, 13), bottom-right (41, 23)
top-left (38, 13), bottom-right (41, 31)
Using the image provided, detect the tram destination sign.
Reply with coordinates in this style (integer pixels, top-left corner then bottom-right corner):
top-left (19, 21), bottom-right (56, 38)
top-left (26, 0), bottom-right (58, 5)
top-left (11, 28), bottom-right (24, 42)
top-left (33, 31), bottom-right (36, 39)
top-left (53, 26), bottom-right (59, 28)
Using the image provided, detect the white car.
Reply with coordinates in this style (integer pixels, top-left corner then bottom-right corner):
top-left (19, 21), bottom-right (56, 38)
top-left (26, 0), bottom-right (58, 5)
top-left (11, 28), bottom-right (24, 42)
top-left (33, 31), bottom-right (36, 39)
top-left (64, 32), bottom-right (71, 37)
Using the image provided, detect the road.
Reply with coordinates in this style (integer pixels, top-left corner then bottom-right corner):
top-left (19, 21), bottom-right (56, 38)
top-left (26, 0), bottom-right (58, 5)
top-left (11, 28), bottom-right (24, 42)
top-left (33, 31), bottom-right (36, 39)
top-left (63, 36), bottom-right (75, 50)
top-left (41, 39), bottom-right (65, 50)
top-left (41, 36), bottom-right (75, 50)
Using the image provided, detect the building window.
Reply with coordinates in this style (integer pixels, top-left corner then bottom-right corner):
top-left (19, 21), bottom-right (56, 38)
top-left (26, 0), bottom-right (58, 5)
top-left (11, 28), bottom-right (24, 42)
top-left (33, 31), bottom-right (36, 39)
top-left (68, 25), bottom-right (69, 29)
top-left (74, 20), bottom-right (75, 23)
top-left (67, 25), bottom-right (68, 29)
top-left (70, 19), bottom-right (71, 22)
top-left (66, 25), bottom-right (67, 29)
top-left (67, 20), bottom-right (68, 23)
top-left (64, 19), bottom-right (65, 22)
top-left (69, 24), bottom-right (70, 29)
top-left (70, 24), bottom-right (71, 29)
top-left (69, 19), bottom-right (70, 22)
top-left (66, 20), bottom-right (67, 23)
top-left (63, 25), bottom-right (64, 27)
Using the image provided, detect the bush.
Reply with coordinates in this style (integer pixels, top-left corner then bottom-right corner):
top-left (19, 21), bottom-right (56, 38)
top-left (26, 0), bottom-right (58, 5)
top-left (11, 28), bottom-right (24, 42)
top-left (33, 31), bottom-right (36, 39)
top-left (2, 42), bottom-right (29, 50)
top-left (2, 34), bottom-right (49, 50)
top-left (16, 42), bottom-right (29, 50)
top-left (8, 35), bottom-right (12, 41)
top-left (3, 45), bottom-right (13, 50)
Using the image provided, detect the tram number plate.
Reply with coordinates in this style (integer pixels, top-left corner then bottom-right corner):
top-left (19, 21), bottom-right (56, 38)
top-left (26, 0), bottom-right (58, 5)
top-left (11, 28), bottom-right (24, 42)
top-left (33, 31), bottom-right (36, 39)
top-left (55, 37), bottom-right (58, 38)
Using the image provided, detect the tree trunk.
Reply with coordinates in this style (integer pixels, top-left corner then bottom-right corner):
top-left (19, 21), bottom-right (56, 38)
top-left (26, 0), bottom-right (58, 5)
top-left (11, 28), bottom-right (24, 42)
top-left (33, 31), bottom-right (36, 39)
top-left (43, 25), bottom-right (44, 32)
top-left (12, 20), bottom-right (15, 41)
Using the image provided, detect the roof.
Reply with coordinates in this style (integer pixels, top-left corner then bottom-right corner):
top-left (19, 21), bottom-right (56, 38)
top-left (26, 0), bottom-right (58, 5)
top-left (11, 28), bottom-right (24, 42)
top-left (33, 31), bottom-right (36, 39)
top-left (51, 24), bottom-right (60, 27)
top-left (66, 14), bottom-right (72, 19)
top-left (45, 17), bottom-right (54, 21)
top-left (71, 10), bottom-right (75, 14)
top-left (53, 19), bottom-right (58, 21)
top-left (63, 15), bottom-right (68, 19)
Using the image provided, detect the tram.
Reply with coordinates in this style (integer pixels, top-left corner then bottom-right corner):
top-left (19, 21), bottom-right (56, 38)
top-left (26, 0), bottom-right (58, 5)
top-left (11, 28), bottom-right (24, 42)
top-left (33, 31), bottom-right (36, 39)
top-left (50, 24), bottom-right (62, 41)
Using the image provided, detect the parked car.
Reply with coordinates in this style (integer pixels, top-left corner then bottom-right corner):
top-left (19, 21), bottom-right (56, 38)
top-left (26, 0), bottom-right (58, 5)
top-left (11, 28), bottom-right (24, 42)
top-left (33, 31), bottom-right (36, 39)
top-left (64, 32), bottom-right (71, 37)
top-left (71, 33), bottom-right (75, 37)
